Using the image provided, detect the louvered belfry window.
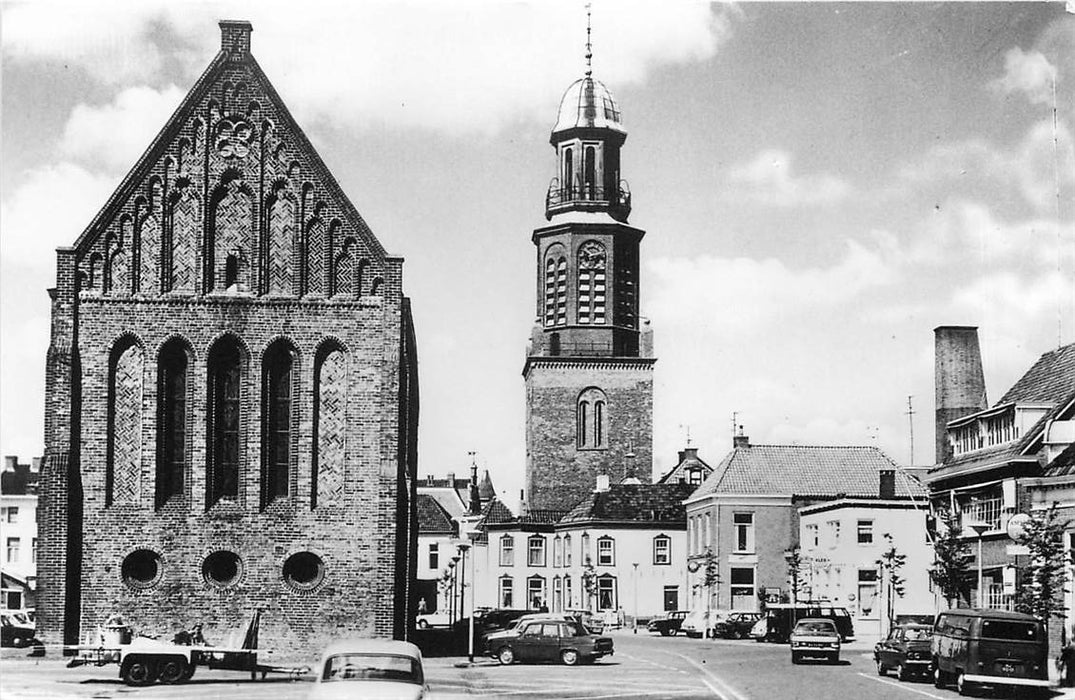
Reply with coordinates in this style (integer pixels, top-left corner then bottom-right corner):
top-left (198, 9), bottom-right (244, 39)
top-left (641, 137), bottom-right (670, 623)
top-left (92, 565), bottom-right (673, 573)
top-left (577, 241), bottom-right (606, 325)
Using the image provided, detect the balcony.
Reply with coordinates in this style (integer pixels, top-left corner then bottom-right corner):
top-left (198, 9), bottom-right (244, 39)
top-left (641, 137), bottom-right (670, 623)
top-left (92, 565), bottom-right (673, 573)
top-left (983, 584), bottom-right (1013, 611)
top-left (545, 179), bottom-right (631, 221)
top-left (543, 340), bottom-right (612, 357)
top-left (960, 497), bottom-right (1003, 532)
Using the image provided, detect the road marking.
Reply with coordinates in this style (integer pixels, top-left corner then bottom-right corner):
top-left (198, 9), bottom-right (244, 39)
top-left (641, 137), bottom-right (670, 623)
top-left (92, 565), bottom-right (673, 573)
top-left (661, 652), bottom-right (749, 700)
top-left (857, 672), bottom-right (949, 699)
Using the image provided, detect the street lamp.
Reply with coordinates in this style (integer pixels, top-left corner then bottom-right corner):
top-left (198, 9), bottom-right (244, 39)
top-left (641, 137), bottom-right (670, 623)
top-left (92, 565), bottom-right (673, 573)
top-left (457, 542), bottom-right (474, 663)
top-left (632, 562), bottom-right (639, 634)
top-left (966, 521), bottom-right (990, 609)
top-left (449, 556), bottom-right (460, 624)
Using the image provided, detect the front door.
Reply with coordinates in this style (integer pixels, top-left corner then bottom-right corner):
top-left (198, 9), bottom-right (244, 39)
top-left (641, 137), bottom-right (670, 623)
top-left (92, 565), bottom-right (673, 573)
top-left (664, 586), bottom-right (679, 612)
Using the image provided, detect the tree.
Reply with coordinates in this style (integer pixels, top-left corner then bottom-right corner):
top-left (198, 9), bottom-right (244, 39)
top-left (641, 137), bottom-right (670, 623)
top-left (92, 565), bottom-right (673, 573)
top-left (784, 547), bottom-right (804, 604)
top-left (929, 507), bottom-right (973, 608)
top-left (877, 533), bottom-right (907, 631)
top-left (1013, 504), bottom-right (1070, 628)
top-left (701, 547), bottom-right (719, 637)
top-left (581, 557), bottom-right (597, 612)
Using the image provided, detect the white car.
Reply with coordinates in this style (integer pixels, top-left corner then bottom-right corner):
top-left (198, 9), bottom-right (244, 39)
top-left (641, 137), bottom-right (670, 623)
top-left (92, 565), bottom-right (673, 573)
top-left (309, 639), bottom-right (427, 700)
top-left (790, 618), bottom-right (841, 664)
top-left (414, 612), bottom-right (450, 629)
top-left (682, 609), bottom-right (734, 639)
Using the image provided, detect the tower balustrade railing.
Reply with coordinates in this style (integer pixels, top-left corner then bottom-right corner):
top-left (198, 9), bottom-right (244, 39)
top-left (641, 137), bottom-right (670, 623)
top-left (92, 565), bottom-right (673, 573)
top-left (545, 178), bottom-right (631, 218)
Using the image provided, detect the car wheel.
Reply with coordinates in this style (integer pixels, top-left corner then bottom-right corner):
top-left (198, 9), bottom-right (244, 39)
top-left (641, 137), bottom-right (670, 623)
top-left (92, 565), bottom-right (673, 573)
top-left (829, 653), bottom-right (839, 664)
top-left (933, 666), bottom-right (946, 689)
top-left (668, 628), bottom-right (677, 637)
top-left (956, 671), bottom-right (974, 697)
top-left (158, 657), bottom-right (189, 685)
top-left (661, 628), bottom-right (671, 637)
top-left (561, 649), bottom-right (579, 666)
top-left (497, 647), bottom-right (515, 665)
top-left (875, 659), bottom-right (886, 676)
top-left (733, 629), bottom-right (744, 640)
top-left (791, 652), bottom-right (801, 665)
top-left (896, 663), bottom-right (909, 682)
top-left (122, 657), bottom-right (158, 687)
top-left (417, 619), bottom-right (429, 630)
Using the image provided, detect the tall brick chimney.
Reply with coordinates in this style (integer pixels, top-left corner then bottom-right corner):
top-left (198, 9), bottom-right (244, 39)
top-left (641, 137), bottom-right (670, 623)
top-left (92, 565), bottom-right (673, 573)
top-left (733, 426), bottom-right (750, 449)
top-left (934, 326), bottom-right (988, 464)
top-left (879, 469), bottom-right (896, 500)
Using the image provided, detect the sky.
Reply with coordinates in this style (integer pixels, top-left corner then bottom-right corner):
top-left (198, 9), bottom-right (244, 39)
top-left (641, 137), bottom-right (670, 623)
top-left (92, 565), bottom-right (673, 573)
top-left (2, 1), bottom-right (1073, 505)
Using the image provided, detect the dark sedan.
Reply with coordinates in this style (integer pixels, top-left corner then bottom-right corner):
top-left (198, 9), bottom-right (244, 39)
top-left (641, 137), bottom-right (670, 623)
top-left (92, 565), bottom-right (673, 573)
top-left (489, 620), bottom-right (613, 666)
top-left (713, 612), bottom-right (763, 639)
top-left (647, 611), bottom-right (689, 636)
top-left (874, 624), bottom-right (933, 681)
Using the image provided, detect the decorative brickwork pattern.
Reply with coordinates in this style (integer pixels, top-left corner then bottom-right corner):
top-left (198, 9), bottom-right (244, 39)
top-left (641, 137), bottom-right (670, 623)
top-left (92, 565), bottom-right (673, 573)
top-left (106, 225), bottom-right (130, 296)
top-left (140, 214), bottom-right (161, 295)
top-left (333, 239), bottom-right (354, 297)
top-left (170, 187), bottom-right (199, 293)
top-left (211, 178), bottom-right (253, 291)
top-left (110, 342), bottom-right (144, 505)
top-left (306, 218), bottom-right (325, 296)
top-left (316, 347), bottom-right (347, 504)
top-left (267, 194), bottom-right (294, 295)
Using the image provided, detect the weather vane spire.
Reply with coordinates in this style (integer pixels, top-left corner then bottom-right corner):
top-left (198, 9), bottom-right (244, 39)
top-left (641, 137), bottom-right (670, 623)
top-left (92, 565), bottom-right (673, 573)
top-left (585, 2), bottom-right (593, 76)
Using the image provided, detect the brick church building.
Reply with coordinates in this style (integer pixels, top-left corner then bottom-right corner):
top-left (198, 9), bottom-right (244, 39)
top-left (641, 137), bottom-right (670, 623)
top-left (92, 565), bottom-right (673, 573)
top-left (523, 54), bottom-right (655, 511)
top-left (38, 22), bottom-right (419, 654)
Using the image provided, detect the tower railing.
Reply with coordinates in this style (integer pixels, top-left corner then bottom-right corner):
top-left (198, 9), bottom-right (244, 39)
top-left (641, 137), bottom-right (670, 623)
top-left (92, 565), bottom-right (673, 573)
top-left (545, 178), bottom-right (631, 219)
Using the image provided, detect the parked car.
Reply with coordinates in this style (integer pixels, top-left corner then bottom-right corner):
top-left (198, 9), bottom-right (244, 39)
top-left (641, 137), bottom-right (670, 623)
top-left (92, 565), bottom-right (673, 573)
top-left (789, 618), bottom-right (841, 664)
top-left (874, 624), bottom-right (933, 681)
top-left (489, 619), bottom-right (613, 666)
top-left (713, 612), bottom-right (763, 640)
top-left (565, 609), bottom-right (604, 634)
top-left (932, 608), bottom-right (1050, 696)
top-left (749, 616), bottom-right (768, 642)
top-left (647, 611), bottom-right (690, 636)
top-left (414, 612), bottom-right (450, 629)
top-left (1, 610), bottom-right (36, 648)
top-left (476, 608), bottom-right (534, 633)
top-left (482, 613), bottom-right (573, 652)
top-left (758, 604), bottom-right (854, 643)
top-left (682, 609), bottom-right (733, 639)
top-left (309, 639), bottom-right (427, 700)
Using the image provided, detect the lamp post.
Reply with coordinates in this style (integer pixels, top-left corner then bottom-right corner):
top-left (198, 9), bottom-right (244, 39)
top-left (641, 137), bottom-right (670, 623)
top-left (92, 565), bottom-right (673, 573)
top-left (457, 542), bottom-right (474, 663)
top-left (967, 521), bottom-right (990, 609)
top-left (632, 562), bottom-right (639, 634)
top-left (449, 556), bottom-right (460, 624)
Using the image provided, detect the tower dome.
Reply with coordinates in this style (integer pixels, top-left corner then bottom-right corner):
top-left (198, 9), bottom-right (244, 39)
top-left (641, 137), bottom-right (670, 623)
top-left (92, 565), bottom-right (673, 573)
top-left (553, 76), bottom-right (626, 135)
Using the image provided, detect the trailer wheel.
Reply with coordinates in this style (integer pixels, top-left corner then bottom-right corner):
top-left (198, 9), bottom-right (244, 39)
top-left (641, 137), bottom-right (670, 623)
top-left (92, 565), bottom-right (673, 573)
top-left (158, 657), bottom-right (189, 685)
top-left (122, 656), bottom-right (159, 686)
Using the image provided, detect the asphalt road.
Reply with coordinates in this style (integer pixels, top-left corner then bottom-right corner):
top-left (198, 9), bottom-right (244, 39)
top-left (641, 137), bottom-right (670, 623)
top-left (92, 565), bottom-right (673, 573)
top-left (0, 632), bottom-right (1062, 699)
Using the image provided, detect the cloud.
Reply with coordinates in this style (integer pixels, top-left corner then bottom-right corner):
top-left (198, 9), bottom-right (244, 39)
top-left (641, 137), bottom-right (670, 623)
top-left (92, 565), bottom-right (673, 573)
top-left (989, 47), bottom-right (1058, 105)
top-left (60, 85), bottom-right (186, 173)
top-left (2, 0), bottom-right (734, 135)
top-left (646, 239), bottom-right (893, 332)
top-left (0, 163), bottom-right (120, 269)
top-left (723, 149), bottom-right (851, 207)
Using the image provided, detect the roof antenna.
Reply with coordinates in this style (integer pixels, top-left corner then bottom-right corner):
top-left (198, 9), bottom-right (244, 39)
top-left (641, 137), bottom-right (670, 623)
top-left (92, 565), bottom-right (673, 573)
top-left (585, 2), bottom-right (593, 77)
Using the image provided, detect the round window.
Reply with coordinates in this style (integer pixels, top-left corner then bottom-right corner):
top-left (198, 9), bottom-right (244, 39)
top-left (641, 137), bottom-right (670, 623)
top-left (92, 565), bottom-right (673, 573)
top-left (121, 549), bottom-right (162, 589)
top-left (283, 551), bottom-right (325, 590)
top-left (202, 550), bottom-right (242, 588)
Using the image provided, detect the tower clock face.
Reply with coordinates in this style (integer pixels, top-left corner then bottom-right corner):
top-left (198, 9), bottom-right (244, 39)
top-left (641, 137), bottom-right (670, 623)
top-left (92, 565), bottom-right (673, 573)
top-left (578, 241), bottom-right (606, 269)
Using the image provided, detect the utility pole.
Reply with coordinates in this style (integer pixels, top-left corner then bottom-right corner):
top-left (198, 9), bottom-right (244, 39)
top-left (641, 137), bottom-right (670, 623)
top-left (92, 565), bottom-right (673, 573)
top-left (731, 412), bottom-right (738, 446)
top-left (905, 396), bottom-right (915, 467)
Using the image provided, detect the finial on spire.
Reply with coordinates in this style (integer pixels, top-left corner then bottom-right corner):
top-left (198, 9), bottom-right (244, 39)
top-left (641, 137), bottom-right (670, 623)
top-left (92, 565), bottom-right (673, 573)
top-left (585, 3), bottom-right (593, 76)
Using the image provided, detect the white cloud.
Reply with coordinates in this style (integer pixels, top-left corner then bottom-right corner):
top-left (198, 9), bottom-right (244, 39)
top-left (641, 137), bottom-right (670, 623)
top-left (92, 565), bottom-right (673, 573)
top-left (0, 163), bottom-right (120, 268)
top-left (722, 149), bottom-right (851, 207)
top-left (60, 85), bottom-right (186, 173)
top-left (990, 47), bottom-right (1058, 105)
top-left (2, 0), bottom-right (734, 135)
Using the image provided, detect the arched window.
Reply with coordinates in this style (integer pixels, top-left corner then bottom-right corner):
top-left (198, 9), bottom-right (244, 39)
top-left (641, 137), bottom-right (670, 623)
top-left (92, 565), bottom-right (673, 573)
top-left (577, 388), bottom-right (608, 449)
top-left (577, 241), bottom-right (606, 325)
top-left (207, 336), bottom-right (243, 507)
top-left (563, 575), bottom-right (572, 609)
top-left (499, 535), bottom-right (515, 567)
top-left (583, 146), bottom-right (596, 198)
top-left (553, 576), bottom-right (562, 611)
top-left (563, 534), bottom-right (572, 567)
top-left (597, 574), bottom-right (617, 611)
top-left (262, 341), bottom-right (297, 506)
top-left (107, 338), bottom-right (144, 506)
top-left (596, 536), bottom-right (615, 566)
top-left (156, 339), bottom-right (190, 507)
top-left (527, 575), bottom-right (546, 610)
top-left (581, 532), bottom-right (591, 563)
top-left (553, 536), bottom-right (563, 568)
top-left (562, 147), bottom-right (574, 199)
top-left (528, 535), bottom-right (546, 567)
top-left (544, 246), bottom-right (567, 327)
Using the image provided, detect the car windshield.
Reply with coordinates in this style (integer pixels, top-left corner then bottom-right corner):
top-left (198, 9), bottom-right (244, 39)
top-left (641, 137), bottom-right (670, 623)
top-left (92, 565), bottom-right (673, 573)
top-left (795, 621), bottom-right (836, 635)
top-left (981, 620), bottom-right (1040, 641)
top-left (321, 654), bottom-right (422, 684)
top-left (903, 628), bottom-right (930, 641)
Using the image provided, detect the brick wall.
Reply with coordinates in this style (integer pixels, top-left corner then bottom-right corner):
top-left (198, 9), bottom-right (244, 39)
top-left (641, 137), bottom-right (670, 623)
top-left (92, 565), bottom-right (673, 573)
top-left (38, 23), bottom-right (417, 659)
top-left (525, 359), bottom-right (654, 510)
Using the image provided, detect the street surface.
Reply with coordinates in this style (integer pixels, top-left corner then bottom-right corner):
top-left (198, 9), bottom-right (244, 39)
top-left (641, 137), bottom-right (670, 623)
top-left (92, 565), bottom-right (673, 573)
top-left (1, 631), bottom-right (1065, 699)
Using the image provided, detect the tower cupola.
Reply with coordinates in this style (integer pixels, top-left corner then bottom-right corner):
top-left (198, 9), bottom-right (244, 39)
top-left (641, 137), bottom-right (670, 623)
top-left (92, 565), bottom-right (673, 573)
top-left (545, 13), bottom-right (631, 223)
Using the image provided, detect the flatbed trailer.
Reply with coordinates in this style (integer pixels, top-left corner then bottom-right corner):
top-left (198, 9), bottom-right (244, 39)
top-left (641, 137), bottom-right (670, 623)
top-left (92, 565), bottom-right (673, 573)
top-left (65, 610), bottom-right (309, 686)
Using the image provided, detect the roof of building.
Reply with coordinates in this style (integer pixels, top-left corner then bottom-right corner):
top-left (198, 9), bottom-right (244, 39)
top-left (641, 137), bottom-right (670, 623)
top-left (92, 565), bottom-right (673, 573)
top-left (690, 444), bottom-right (924, 499)
top-left (560, 482), bottom-right (695, 525)
top-left (481, 498), bottom-right (517, 526)
top-left (416, 494), bottom-right (455, 535)
top-left (478, 470), bottom-right (496, 501)
top-left (1, 458), bottom-right (40, 496)
top-left (553, 76), bottom-right (625, 134)
top-left (998, 342), bottom-right (1075, 405)
top-left (657, 447), bottom-right (714, 485)
top-left (1042, 443), bottom-right (1075, 479)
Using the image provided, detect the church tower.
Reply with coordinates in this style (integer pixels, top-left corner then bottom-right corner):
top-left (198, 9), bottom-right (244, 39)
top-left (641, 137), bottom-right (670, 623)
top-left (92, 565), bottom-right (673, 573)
top-left (524, 22), bottom-right (655, 511)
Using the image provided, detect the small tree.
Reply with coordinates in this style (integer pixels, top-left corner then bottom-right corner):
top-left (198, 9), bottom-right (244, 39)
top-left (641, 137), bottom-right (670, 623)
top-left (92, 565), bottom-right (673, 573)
top-left (702, 547), bottom-right (719, 637)
top-left (581, 557), bottom-right (597, 612)
top-left (1014, 504), bottom-right (1070, 628)
top-left (784, 547), bottom-right (804, 604)
top-left (929, 507), bottom-right (973, 608)
top-left (877, 533), bottom-right (907, 631)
